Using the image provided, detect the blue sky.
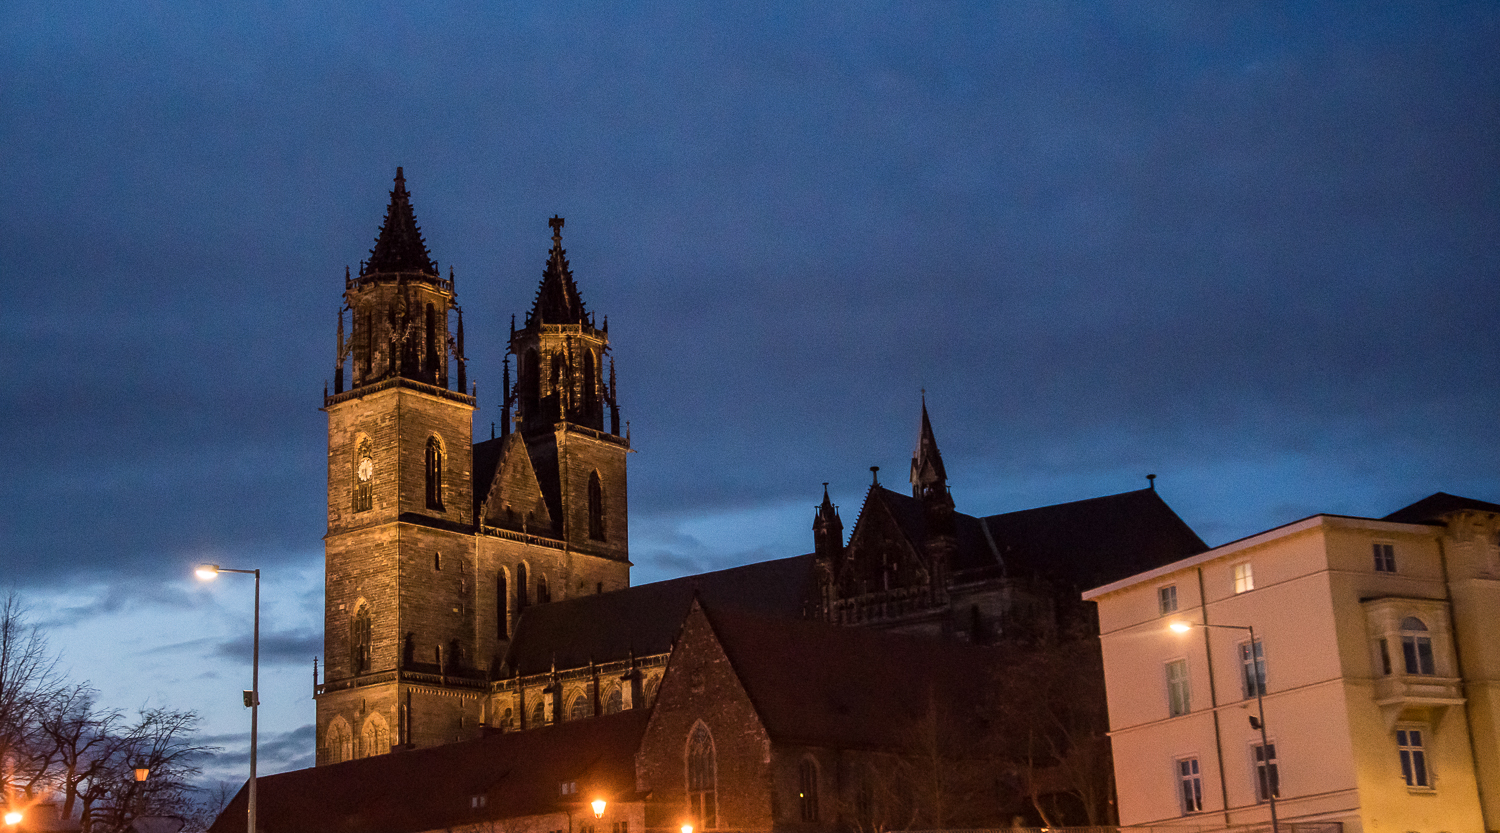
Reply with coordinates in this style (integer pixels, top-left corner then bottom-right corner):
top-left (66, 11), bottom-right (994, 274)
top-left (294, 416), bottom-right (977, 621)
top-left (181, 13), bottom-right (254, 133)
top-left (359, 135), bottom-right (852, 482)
top-left (3, 1), bottom-right (1497, 785)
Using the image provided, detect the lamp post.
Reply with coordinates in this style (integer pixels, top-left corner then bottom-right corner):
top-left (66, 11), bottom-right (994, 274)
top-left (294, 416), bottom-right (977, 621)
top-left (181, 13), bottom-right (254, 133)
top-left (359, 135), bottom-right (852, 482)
top-left (1171, 620), bottom-right (1277, 833)
top-left (197, 564), bottom-right (260, 833)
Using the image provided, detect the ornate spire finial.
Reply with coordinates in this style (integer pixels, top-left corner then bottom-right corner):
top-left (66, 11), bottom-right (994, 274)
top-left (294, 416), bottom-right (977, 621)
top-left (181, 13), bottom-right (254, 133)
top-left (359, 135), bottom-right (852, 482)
top-left (549, 215), bottom-right (564, 244)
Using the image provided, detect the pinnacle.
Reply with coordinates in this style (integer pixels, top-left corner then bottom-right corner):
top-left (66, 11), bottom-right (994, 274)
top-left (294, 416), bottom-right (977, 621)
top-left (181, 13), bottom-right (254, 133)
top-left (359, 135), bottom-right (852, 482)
top-left (910, 397), bottom-right (948, 495)
top-left (365, 167), bottom-right (437, 276)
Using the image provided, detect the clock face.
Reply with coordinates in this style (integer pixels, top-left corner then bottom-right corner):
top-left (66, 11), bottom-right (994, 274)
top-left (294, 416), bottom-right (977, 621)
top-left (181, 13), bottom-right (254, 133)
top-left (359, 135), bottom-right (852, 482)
top-left (357, 456), bottom-right (373, 482)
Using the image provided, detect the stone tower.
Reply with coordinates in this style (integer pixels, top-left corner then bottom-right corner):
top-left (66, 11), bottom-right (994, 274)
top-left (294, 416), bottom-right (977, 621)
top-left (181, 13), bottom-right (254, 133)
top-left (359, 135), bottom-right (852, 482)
top-left (315, 172), bottom-right (632, 764)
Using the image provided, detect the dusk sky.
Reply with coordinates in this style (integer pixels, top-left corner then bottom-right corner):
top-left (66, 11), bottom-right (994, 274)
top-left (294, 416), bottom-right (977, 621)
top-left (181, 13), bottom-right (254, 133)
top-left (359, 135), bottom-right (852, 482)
top-left (3, 2), bottom-right (1497, 786)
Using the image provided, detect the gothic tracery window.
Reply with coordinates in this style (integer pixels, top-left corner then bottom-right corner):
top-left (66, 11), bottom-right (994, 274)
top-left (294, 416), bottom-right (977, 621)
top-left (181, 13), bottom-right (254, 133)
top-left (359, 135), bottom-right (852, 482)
top-left (604, 685), bottom-right (623, 715)
top-left (582, 349), bottom-right (598, 417)
top-left (588, 472), bottom-right (606, 541)
top-left (361, 713), bottom-right (389, 758)
top-left (426, 436), bottom-right (445, 511)
top-left (570, 692), bottom-right (591, 721)
top-left (326, 718), bottom-right (352, 764)
top-left (687, 724), bottom-right (717, 829)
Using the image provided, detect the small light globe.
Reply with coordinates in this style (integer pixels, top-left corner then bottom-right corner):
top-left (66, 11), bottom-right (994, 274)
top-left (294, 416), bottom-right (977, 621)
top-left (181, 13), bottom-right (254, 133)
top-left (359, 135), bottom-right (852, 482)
top-left (5, 811), bottom-right (22, 826)
top-left (1169, 621), bottom-right (1193, 633)
top-left (195, 565), bottom-right (220, 581)
top-left (591, 799), bottom-right (606, 818)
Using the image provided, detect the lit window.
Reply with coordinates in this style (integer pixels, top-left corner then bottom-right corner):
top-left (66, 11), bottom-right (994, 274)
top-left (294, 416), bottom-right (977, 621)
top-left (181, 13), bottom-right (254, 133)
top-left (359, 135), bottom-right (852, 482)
top-left (1166, 659), bottom-right (1190, 717)
top-left (798, 758), bottom-right (819, 822)
top-left (1240, 639), bottom-right (1266, 698)
top-left (1396, 727), bottom-right (1429, 787)
top-left (1177, 757), bottom-right (1203, 813)
top-left (1400, 617), bottom-right (1435, 675)
top-left (560, 781), bottom-right (577, 796)
top-left (1233, 563), bottom-right (1254, 594)
top-left (1158, 585), bottom-right (1178, 615)
top-left (1373, 542), bottom-right (1396, 572)
top-left (1252, 742), bottom-right (1279, 802)
top-left (471, 795), bottom-right (487, 809)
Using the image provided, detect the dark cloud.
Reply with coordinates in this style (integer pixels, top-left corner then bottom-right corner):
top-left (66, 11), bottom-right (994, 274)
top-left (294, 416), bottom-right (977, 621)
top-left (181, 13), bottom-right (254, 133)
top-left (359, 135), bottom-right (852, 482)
top-left (0, 0), bottom-right (1495, 655)
top-left (199, 724), bottom-right (315, 785)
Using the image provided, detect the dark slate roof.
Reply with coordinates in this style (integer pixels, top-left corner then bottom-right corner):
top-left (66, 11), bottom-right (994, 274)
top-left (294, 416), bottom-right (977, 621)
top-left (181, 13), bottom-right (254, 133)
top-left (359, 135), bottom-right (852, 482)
top-left (1383, 492), bottom-right (1500, 525)
top-left (504, 555), bottom-right (817, 676)
top-left (982, 488), bottom-right (1208, 590)
top-left (472, 434), bottom-right (506, 518)
top-left (365, 168), bottom-right (437, 276)
top-left (527, 218), bottom-right (588, 327)
top-left (702, 605), bottom-right (1001, 749)
top-left (208, 710), bottom-right (649, 833)
top-left (864, 486), bottom-right (1000, 574)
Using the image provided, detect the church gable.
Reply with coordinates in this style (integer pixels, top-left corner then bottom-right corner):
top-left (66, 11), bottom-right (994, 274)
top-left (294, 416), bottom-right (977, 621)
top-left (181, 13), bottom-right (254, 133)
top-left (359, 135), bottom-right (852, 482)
top-left (480, 432), bottom-right (555, 533)
top-left (838, 487), bottom-right (931, 596)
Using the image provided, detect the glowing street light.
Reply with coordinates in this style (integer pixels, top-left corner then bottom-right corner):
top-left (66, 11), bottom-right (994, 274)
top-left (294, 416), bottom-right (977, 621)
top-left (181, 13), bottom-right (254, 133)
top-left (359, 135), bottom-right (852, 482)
top-left (1171, 619), bottom-right (1278, 833)
top-left (591, 799), bottom-right (606, 819)
top-left (197, 564), bottom-right (261, 833)
top-left (4, 811), bottom-right (21, 826)
top-left (681, 825), bottom-right (693, 833)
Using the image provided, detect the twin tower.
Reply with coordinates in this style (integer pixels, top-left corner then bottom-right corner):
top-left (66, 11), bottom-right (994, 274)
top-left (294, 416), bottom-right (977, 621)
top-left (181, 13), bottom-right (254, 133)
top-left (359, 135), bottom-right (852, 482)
top-left (315, 169), bottom-right (631, 758)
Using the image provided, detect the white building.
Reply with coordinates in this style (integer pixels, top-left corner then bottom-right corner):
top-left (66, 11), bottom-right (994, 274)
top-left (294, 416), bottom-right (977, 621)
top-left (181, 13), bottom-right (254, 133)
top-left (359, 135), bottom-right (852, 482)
top-left (1083, 493), bottom-right (1500, 833)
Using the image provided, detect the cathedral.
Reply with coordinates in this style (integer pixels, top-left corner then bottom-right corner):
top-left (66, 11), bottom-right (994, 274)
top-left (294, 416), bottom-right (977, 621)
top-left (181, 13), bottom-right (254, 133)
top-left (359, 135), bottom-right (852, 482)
top-left (312, 169), bottom-right (1207, 768)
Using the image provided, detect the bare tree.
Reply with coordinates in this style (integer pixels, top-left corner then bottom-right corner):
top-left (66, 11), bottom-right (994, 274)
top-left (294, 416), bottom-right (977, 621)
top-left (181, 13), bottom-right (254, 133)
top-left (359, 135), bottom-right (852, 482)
top-left (0, 593), bottom-right (62, 801)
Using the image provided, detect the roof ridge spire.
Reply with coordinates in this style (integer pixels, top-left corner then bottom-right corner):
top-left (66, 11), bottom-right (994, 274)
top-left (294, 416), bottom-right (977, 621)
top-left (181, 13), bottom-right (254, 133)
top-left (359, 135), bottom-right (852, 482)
top-left (365, 167), bottom-right (437, 275)
top-left (910, 393), bottom-right (948, 499)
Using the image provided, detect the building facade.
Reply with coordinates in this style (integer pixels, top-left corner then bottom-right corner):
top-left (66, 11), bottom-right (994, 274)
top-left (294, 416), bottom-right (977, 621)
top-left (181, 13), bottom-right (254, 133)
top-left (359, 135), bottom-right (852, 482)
top-left (1083, 493), bottom-right (1500, 833)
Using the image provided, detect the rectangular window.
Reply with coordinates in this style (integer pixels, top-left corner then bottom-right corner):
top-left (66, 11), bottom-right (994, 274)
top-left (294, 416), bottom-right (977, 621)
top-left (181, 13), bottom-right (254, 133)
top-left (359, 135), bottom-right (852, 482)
top-left (1158, 585), bottom-right (1178, 614)
top-left (1373, 542), bottom-right (1396, 572)
top-left (1177, 757), bottom-right (1204, 813)
top-left (1253, 742), bottom-right (1280, 801)
top-left (1379, 639), bottom-right (1392, 675)
top-left (1402, 635), bottom-right (1436, 675)
top-left (1166, 659), bottom-right (1191, 717)
top-left (1396, 728), bottom-right (1429, 787)
top-left (613, 823), bottom-right (629, 833)
top-left (1233, 563), bottom-right (1254, 593)
top-left (1240, 639), bottom-right (1266, 698)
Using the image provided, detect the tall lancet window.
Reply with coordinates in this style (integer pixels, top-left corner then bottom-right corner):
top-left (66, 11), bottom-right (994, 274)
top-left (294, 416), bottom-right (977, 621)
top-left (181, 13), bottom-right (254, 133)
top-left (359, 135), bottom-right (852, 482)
top-left (588, 472), bottom-right (606, 541)
top-left (522, 349), bottom-right (540, 417)
top-left (582, 349), bottom-right (598, 417)
top-left (354, 439), bottom-right (374, 513)
top-left (351, 604), bottom-right (372, 674)
top-left (424, 303), bottom-right (439, 381)
top-left (425, 436), bottom-right (444, 511)
top-left (687, 724), bottom-right (717, 829)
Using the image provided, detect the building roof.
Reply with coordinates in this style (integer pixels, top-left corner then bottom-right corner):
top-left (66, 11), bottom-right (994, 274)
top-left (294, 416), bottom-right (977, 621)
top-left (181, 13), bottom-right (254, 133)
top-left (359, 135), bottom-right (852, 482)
top-left (982, 488), bottom-right (1208, 590)
top-left (209, 710), bottom-right (649, 833)
top-left (364, 168), bottom-right (437, 276)
top-left (503, 555), bottom-right (817, 676)
top-left (700, 604), bottom-right (1000, 749)
top-left (1383, 491), bottom-right (1500, 525)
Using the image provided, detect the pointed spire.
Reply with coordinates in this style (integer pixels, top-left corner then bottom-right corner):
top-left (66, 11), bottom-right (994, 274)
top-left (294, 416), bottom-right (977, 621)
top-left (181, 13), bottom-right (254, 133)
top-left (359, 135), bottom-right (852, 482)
top-left (910, 394), bottom-right (948, 499)
top-left (365, 167), bottom-right (437, 275)
top-left (526, 215), bottom-right (588, 326)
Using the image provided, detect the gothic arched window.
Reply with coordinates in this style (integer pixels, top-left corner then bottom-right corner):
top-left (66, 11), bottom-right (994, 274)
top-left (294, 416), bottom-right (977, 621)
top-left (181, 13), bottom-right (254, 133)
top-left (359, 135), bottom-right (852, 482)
top-left (588, 472), bottom-right (606, 541)
top-left (355, 304), bottom-right (373, 382)
top-left (582, 349), bottom-right (598, 417)
top-left (497, 571), bottom-right (509, 638)
top-left (350, 604), bottom-right (371, 674)
top-left (517, 563), bottom-right (529, 610)
top-left (425, 436), bottom-right (445, 511)
top-left (326, 718), bottom-right (352, 764)
top-left (604, 685), bottom-right (623, 715)
top-left (537, 574), bottom-right (551, 604)
top-left (362, 713), bottom-right (389, 758)
top-left (570, 692), bottom-right (591, 721)
top-left (354, 439), bottom-right (373, 513)
top-left (522, 349), bottom-right (540, 418)
top-left (531, 698), bottom-right (545, 727)
top-left (798, 758), bottom-right (820, 822)
top-left (424, 303), bottom-right (439, 381)
top-left (687, 724), bottom-right (717, 829)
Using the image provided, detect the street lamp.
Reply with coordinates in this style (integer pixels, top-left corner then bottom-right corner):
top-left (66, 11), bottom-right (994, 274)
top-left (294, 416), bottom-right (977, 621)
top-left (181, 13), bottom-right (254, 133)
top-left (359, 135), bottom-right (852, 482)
top-left (197, 564), bottom-right (260, 833)
top-left (680, 825), bottom-right (693, 833)
top-left (1171, 620), bottom-right (1278, 833)
top-left (3, 811), bottom-right (20, 826)
top-left (591, 799), bottom-right (606, 819)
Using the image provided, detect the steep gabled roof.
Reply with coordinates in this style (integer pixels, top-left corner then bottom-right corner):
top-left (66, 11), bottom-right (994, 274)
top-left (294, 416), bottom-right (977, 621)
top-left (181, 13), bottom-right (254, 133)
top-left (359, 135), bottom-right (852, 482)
top-left (208, 710), bottom-right (649, 833)
top-left (909, 399), bottom-right (948, 495)
top-left (504, 555), bottom-right (817, 676)
top-left (700, 605), bottom-right (1000, 749)
top-left (365, 167), bottom-right (437, 275)
top-left (1383, 492), bottom-right (1500, 525)
top-left (983, 488), bottom-right (1207, 590)
top-left (527, 216), bottom-right (588, 327)
top-left (847, 486), bottom-right (1001, 574)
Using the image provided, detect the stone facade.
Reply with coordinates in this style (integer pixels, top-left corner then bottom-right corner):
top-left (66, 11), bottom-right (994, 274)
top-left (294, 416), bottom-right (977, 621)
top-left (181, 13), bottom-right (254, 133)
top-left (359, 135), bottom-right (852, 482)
top-left (314, 172), bottom-right (632, 763)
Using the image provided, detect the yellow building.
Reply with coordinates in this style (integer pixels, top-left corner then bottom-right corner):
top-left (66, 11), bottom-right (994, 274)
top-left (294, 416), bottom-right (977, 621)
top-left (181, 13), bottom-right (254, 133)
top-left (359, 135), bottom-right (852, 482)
top-left (1083, 493), bottom-right (1500, 833)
